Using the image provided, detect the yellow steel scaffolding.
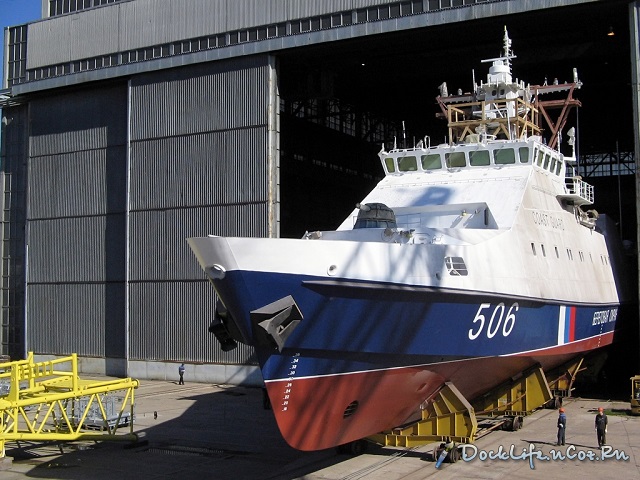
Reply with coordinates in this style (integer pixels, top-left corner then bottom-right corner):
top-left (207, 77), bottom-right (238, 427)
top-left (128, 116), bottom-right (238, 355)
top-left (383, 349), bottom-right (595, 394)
top-left (0, 352), bottom-right (139, 458)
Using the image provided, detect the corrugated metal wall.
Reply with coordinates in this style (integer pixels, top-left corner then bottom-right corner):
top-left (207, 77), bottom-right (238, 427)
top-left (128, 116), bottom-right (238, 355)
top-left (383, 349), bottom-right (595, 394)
top-left (27, 86), bottom-right (127, 361)
top-left (127, 54), bottom-right (272, 364)
top-left (0, 104), bottom-right (29, 360)
top-left (27, 0), bottom-right (397, 68)
top-left (24, 54), bottom-right (273, 368)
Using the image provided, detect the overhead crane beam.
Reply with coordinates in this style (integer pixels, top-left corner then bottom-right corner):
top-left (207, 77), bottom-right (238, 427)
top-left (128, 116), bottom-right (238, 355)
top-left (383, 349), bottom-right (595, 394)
top-left (0, 352), bottom-right (139, 458)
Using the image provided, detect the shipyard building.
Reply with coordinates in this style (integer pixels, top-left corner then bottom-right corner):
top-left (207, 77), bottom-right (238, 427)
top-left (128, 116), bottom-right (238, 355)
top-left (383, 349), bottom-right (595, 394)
top-left (0, 0), bottom-right (638, 386)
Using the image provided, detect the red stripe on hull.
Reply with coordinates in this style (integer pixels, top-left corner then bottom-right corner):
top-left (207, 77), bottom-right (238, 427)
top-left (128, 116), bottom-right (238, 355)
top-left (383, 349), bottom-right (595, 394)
top-left (265, 333), bottom-right (614, 451)
top-left (517, 331), bottom-right (614, 357)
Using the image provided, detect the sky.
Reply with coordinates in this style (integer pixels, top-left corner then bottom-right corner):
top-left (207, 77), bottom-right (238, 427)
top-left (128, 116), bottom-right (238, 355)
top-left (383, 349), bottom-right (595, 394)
top-left (1, 0), bottom-right (42, 87)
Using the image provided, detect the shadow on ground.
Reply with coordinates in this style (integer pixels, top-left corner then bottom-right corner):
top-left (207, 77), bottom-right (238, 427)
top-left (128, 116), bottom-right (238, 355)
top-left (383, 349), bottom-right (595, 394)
top-left (4, 383), bottom-right (363, 480)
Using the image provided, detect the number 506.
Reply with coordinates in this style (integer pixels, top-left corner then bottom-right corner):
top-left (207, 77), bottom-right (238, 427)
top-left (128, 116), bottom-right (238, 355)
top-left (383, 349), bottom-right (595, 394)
top-left (468, 302), bottom-right (519, 340)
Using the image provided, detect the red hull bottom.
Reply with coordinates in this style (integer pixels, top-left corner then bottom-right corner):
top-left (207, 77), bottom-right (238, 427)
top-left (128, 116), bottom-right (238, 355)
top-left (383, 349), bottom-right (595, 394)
top-left (265, 333), bottom-right (613, 451)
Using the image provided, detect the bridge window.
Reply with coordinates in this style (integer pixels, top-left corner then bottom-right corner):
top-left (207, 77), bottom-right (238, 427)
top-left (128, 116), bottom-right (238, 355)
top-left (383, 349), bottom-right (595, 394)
top-left (384, 157), bottom-right (396, 173)
top-left (422, 154), bottom-right (442, 170)
top-left (555, 160), bottom-right (562, 176)
top-left (543, 153), bottom-right (551, 170)
top-left (446, 152), bottom-right (466, 168)
top-left (398, 156), bottom-right (418, 171)
top-left (495, 148), bottom-right (516, 164)
top-left (536, 149), bottom-right (545, 167)
top-left (470, 150), bottom-right (491, 166)
top-left (519, 147), bottom-right (529, 163)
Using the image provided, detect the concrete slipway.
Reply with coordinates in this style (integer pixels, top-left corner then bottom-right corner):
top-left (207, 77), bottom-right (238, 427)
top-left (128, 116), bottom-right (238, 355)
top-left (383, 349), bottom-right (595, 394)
top-left (1, 379), bottom-right (638, 479)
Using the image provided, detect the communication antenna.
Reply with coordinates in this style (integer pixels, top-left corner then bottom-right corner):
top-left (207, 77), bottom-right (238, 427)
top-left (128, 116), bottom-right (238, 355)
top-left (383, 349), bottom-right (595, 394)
top-left (402, 121), bottom-right (407, 148)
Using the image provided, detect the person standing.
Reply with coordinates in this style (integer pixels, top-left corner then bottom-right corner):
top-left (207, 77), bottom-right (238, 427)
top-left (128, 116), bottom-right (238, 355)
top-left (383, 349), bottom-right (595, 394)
top-left (556, 407), bottom-right (566, 446)
top-left (595, 407), bottom-right (608, 447)
top-left (178, 363), bottom-right (185, 385)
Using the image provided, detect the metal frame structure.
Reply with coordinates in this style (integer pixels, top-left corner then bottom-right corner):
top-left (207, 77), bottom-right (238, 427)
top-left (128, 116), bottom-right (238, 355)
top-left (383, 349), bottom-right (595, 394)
top-left (0, 352), bottom-right (139, 457)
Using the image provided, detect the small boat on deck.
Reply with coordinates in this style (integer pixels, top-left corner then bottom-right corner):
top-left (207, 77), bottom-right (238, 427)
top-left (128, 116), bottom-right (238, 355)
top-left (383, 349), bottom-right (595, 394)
top-left (188, 28), bottom-right (621, 451)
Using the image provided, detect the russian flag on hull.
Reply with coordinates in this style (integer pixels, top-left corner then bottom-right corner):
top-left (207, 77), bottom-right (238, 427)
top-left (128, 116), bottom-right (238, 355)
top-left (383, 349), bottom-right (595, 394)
top-left (558, 305), bottom-right (576, 345)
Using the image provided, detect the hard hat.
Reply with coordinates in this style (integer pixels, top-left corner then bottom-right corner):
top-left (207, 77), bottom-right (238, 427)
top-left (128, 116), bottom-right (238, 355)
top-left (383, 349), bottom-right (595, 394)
top-left (559, 408), bottom-right (565, 413)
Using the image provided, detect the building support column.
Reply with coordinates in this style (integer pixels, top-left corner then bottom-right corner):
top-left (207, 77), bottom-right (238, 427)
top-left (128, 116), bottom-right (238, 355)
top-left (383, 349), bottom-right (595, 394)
top-left (629, 1), bottom-right (640, 372)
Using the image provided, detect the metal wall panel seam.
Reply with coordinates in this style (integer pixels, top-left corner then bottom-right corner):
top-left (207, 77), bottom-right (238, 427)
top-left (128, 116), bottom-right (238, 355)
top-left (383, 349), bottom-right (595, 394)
top-left (125, 77), bottom-right (132, 367)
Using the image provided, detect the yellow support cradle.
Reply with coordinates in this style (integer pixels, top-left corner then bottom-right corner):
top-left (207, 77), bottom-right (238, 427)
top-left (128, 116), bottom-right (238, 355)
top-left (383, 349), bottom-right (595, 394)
top-left (472, 365), bottom-right (553, 417)
top-left (369, 382), bottom-right (478, 447)
top-left (369, 365), bottom-right (555, 449)
top-left (0, 352), bottom-right (139, 458)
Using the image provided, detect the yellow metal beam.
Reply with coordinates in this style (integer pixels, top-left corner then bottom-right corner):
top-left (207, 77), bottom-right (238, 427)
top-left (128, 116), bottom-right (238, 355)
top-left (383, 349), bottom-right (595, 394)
top-left (546, 357), bottom-right (585, 399)
top-left (369, 382), bottom-right (478, 447)
top-left (0, 352), bottom-right (139, 458)
top-left (472, 365), bottom-right (552, 416)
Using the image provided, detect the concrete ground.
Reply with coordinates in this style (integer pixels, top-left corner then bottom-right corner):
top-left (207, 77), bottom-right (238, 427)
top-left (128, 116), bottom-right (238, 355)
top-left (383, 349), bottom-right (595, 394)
top-left (1, 379), bottom-right (638, 479)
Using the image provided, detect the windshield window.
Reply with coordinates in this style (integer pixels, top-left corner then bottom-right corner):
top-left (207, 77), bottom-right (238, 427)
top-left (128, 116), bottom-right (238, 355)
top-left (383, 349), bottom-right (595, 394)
top-left (495, 148), bottom-right (516, 164)
top-left (422, 153), bottom-right (442, 170)
top-left (398, 156), bottom-right (418, 172)
top-left (446, 152), bottom-right (466, 168)
top-left (469, 150), bottom-right (491, 166)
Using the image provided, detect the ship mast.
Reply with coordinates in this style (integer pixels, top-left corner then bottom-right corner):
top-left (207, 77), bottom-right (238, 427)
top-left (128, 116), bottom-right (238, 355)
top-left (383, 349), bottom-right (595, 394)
top-left (436, 27), bottom-right (581, 148)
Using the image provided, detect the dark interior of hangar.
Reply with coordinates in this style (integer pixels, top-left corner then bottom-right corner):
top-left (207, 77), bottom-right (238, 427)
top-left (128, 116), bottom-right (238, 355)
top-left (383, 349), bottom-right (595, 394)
top-left (278, 0), bottom-right (633, 237)
top-left (277, 0), bottom-right (639, 397)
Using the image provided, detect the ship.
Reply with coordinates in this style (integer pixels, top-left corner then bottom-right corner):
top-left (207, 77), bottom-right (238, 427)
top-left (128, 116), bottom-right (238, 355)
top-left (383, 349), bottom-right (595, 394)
top-left (188, 28), bottom-right (621, 451)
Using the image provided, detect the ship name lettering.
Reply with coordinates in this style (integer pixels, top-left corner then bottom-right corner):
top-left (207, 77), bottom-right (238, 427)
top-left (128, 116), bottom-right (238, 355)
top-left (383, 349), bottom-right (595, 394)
top-left (469, 303), bottom-right (519, 340)
top-left (592, 309), bottom-right (617, 325)
top-left (592, 310), bottom-right (608, 325)
top-left (532, 211), bottom-right (564, 230)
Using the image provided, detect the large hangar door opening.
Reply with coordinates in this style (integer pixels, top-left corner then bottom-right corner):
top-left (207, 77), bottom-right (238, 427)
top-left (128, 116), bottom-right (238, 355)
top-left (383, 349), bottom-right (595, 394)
top-left (277, 1), bottom-right (634, 240)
